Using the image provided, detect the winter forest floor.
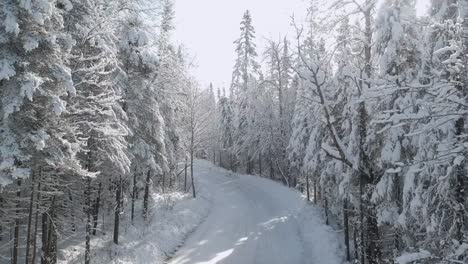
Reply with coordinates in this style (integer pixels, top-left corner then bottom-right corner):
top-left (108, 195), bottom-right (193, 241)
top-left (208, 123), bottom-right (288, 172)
top-left (62, 160), bottom-right (344, 264)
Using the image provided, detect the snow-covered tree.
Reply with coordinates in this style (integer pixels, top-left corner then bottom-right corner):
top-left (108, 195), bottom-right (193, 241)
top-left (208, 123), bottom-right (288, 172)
top-left (230, 10), bottom-right (261, 173)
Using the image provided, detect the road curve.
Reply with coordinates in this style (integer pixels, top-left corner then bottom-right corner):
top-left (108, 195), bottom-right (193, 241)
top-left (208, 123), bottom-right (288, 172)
top-left (167, 161), bottom-right (305, 264)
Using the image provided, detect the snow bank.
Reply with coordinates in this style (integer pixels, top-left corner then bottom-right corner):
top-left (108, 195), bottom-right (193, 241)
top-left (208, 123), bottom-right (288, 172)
top-left (296, 205), bottom-right (346, 264)
top-left (395, 250), bottom-right (432, 264)
top-left (59, 182), bottom-right (211, 264)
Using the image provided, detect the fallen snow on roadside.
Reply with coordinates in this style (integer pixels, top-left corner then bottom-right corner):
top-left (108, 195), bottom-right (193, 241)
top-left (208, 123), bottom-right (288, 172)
top-left (297, 205), bottom-right (345, 264)
top-left (59, 176), bottom-right (211, 264)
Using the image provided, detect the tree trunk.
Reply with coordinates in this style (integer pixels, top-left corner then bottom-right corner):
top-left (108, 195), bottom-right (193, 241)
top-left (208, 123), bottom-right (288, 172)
top-left (0, 195), bottom-right (3, 242)
top-left (131, 173), bottom-right (137, 223)
top-left (314, 178), bottom-right (317, 204)
top-left (31, 181), bottom-right (41, 264)
top-left (68, 190), bottom-right (76, 232)
top-left (230, 152), bottom-right (235, 172)
top-left (143, 170), bottom-right (151, 219)
top-left (344, 198), bottom-right (351, 262)
top-left (191, 151), bottom-right (196, 198)
top-left (85, 178), bottom-right (92, 264)
top-left (113, 176), bottom-right (121, 245)
top-left (92, 182), bottom-right (102, 235)
top-left (259, 153), bottom-right (262, 176)
top-left (354, 222), bottom-right (359, 261)
top-left (455, 117), bottom-right (465, 242)
top-left (219, 150), bottom-right (223, 167)
top-left (162, 172), bottom-right (166, 193)
top-left (457, 0), bottom-right (468, 246)
top-left (359, 175), bottom-right (365, 264)
top-left (13, 179), bottom-right (22, 264)
top-left (25, 172), bottom-right (36, 264)
top-left (367, 205), bottom-right (381, 264)
top-left (269, 158), bottom-right (274, 180)
top-left (190, 122), bottom-right (196, 198)
top-left (306, 172), bottom-right (310, 202)
top-left (361, 1), bottom-right (381, 261)
top-left (41, 209), bottom-right (48, 264)
top-left (171, 170), bottom-right (175, 189)
top-left (324, 195), bottom-right (329, 225)
top-left (46, 196), bottom-right (57, 264)
top-left (318, 183), bottom-right (322, 202)
top-left (184, 158), bottom-right (188, 193)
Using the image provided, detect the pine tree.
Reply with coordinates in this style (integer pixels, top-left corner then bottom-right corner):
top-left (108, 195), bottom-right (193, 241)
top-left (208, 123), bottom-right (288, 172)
top-left (231, 10), bottom-right (261, 173)
top-left (1, 2), bottom-right (80, 263)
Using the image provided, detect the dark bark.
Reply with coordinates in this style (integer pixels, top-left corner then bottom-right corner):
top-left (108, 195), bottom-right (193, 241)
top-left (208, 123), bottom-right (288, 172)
top-left (292, 168), bottom-right (297, 189)
top-left (45, 196), bottom-right (57, 264)
top-left (92, 182), bottom-right (102, 235)
top-left (313, 178), bottom-right (317, 204)
top-left (31, 181), bottom-right (41, 264)
top-left (324, 195), bottom-right (329, 225)
top-left (113, 176), bottom-right (121, 245)
top-left (85, 178), bottom-right (92, 264)
top-left (190, 119), bottom-right (196, 198)
top-left (367, 205), bottom-right (381, 264)
top-left (25, 172), bottom-right (36, 264)
top-left (456, 0), bottom-right (468, 247)
top-left (344, 198), bottom-right (351, 262)
top-left (41, 210), bottom-right (48, 264)
top-left (318, 183), bottom-right (322, 202)
top-left (184, 158), bottom-right (188, 193)
top-left (0, 195), bottom-right (3, 242)
top-left (362, 2), bottom-right (382, 261)
top-left (455, 117), bottom-right (465, 242)
top-left (68, 190), bottom-right (76, 232)
top-left (259, 153), bottom-right (262, 176)
top-left (394, 171), bottom-right (403, 253)
top-left (191, 153), bottom-right (196, 198)
top-left (13, 179), bottom-right (22, 264)
top-left (219, 150), bottom-right (223, 167)
top-left (131, 173), bottom-right (137, 223)
top-left (306, 172), bottom-right (310, 202)
top-left (354, 222), bottom-right (359, 261)
top-left (143, 170), bottom-right (151, 219)
top-left (359, 176), bottom-right (365, 264)
top-left (246, 156), bottom-right (252, 174)
top-left (229, 153), bottom-right (234, 172)
top-left (162, 172), bottom-right (166, 193)
top-left (170, 170), bottom-right (175, 189)
top-left (269, 158), bottom-right (274, 180)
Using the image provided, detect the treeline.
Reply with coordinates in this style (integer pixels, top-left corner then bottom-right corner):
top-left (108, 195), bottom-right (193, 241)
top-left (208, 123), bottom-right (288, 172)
top-left (208, 1), bottom-right (468, 263)
top-left (0, 0), bottom-right (195, 263)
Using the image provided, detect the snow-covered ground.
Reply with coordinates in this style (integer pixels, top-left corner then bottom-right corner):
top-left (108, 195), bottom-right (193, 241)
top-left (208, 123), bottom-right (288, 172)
top-left (167, 160), bottom-right (344, 264)
top-left (61, 160), bottom-right (344, 264)
top-left (59, 166), bottom-right (212, 264)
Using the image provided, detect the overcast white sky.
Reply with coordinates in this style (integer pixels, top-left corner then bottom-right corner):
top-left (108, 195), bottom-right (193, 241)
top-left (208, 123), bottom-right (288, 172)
top-left (173, 0), bottom-right (430, 89)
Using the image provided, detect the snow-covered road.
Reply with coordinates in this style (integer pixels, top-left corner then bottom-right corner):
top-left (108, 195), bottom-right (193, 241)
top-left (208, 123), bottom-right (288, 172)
top-left (168, 160), bottom-right (343, 264)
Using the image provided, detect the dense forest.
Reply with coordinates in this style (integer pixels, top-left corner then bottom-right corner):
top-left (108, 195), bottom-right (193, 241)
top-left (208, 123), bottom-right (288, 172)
top-left (208, 0), bottom-right (468, 263)
top-left (0, 0), bottom-right (202, 263)
top-left (0, 0), bottom-right (467, 263)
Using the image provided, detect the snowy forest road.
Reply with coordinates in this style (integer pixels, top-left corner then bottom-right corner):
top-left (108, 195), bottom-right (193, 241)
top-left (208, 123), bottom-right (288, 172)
top-left (167, 160), bottom-right (308, 264)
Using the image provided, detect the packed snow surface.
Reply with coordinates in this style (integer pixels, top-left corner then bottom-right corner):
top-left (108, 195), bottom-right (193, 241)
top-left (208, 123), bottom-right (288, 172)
top-left (168, 160), bottom-right (343, 264)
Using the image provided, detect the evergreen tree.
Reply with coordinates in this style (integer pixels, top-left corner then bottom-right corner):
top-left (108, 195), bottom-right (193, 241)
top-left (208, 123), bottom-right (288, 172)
top-left (230, 10), bottom-right (261, 173)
